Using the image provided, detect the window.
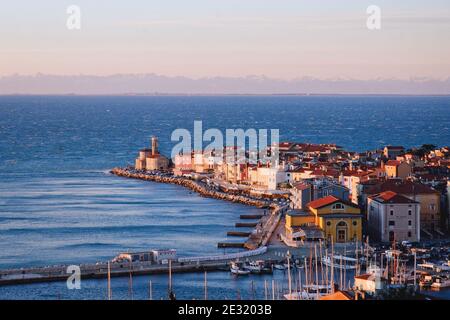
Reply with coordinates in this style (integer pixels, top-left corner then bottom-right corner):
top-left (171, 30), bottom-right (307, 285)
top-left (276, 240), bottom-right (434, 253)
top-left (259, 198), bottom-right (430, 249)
top-left (408, 220), bottom-right (412, 226)
top-left (408, 210), bottom-right (412, 216)
top-left (332, 203), bottom-right (344, 210)
top-left (408, 232), bottom-right (412, 238)
top-left (430, 204), bottom-right (436, 211)
top-left (389, 231), bottom-right (395, 242)
top-left (390, 210), bottom-right (394, 216)
top-left (389, 221), bottom-right (395, 226)
top-left (326, 221), bottom-right (331, 226)
top-left (353, 221), bottom-right (357, 226)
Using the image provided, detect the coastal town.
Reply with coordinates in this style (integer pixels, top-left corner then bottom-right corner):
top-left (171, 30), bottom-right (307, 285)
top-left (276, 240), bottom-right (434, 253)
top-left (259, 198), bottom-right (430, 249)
top-left (116, 135), bottom-right (450, 299)
top-left (1, 136), bottom-right (450, 300)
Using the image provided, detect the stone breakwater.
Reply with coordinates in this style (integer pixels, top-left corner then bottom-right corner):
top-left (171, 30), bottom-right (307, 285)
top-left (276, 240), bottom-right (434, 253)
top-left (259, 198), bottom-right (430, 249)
top-left (110, 168), bottom-right (283, 250)
top-left (110, 168), bottom-right (276, 209)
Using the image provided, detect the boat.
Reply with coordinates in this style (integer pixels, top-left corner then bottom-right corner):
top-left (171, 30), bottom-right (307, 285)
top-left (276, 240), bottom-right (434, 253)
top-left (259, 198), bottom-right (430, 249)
top-left (417, 262), bottom-right (450, 273)
top-left (322, 255), bottom-right (357, 270)
top-left (435, 262), bottom-right (450, 272)
top-left (419, 275), bottom-right (433, 288)
top-left (230, 262), bottom-right (250, 275)
top-left (244, 261), bottom-right (264, 274)
top-left (431, 276), bottom-right (450, 289)
top-left (284, 284), bottom-right (332, 300)
top-left (273, 264), bottom-right (286, 270)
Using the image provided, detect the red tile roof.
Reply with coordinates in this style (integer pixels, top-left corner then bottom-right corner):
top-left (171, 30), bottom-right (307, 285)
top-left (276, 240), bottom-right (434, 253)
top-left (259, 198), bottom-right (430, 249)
top-left (385, 160), bottom-right (401, 166)
top-left (366, 180), bottom-right (438, 195)
top-left (369, 191), bottom-right (418, 204)
top-left (307, 195), bottom-right (357, 209)
top-left (308, 195), bottom-right (340, 209)
top-left (293, 183), bottom-right (310, 191)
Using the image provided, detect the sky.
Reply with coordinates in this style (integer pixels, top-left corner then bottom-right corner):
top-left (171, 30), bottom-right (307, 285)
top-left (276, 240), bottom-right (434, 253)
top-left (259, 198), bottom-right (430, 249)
top-left (1, 0), bottom-right (450, 80)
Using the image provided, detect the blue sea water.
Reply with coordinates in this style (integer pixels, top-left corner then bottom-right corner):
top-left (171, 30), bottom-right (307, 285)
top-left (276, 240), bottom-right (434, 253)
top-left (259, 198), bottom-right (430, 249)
top-left (0, 95), bottom-right (449, 299)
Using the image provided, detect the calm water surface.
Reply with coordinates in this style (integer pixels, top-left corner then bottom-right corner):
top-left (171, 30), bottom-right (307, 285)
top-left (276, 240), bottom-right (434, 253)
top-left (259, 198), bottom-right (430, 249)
top-left (0, 95), bottom-right (449, 299)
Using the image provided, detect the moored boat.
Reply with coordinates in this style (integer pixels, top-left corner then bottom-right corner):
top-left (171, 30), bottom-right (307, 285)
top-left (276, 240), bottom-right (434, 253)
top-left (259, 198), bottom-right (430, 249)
top-left (322, 255), bottom-right (357, 270)
top-left (230, 261), bottom-right (250, 275)
top-left (431, 275), bottom-right (450, 289)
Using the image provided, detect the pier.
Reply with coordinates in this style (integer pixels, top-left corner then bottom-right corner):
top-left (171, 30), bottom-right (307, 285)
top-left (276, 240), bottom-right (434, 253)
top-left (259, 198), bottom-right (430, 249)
top-left (110, 168), bottom-right (274, 209)
top-left (235, 222), bottom-right (258, 228)
top-left (0, 247), bottom-right (269, 287)
top-left (217, 242), bottom-right (246, 248)
top-left (110, 168), bottom-right (283, 253)
top-left (240, 214), bottom-right (264, 219)
top-left (227, 231), bottom-right (251, 237)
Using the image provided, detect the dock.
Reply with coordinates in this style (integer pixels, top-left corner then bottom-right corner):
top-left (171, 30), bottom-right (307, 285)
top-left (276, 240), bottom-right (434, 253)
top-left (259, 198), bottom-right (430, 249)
top-left (217, 242), bottom-right (246, 248)
top-left (227, 231), bottom-right (251, 237)
top-left (239, 214), bottom-right (263, 219)
top-left (0, 261), bottom-right (228, 286)
top-left (0, 246), bottom-right (270, 287)
top-left (235, 222), bottom-right (258, 228)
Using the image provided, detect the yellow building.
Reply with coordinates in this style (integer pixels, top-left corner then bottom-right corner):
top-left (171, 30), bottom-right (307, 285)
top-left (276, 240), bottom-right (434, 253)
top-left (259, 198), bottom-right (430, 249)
top-left (384, 160), bottom-right (412, 179)
top-left (285, 195), bottom-right (362, 244)
top-left (307, 195), bottom-right (362, 243)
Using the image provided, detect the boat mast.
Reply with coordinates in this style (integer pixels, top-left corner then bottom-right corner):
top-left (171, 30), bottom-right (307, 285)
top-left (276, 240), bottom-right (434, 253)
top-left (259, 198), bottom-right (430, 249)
top-left (272, 279), bottom-right (275, 300)
top-left (264, 280), bottom-right (268, 300)
top-left (149, 280), bottom-right (153, 300)
top-left (107, 261), bottom-right (112, 300)
top-left (330, 238), bottom-right (335, 293)
top-left (204, 271), bottom-right (208, 300)
top-left (414, 251), bottom-right (417, 290)
top-left (287, 251), bottom-right (292, 296)
top-left (314, 245), bottom-right (319, 300)
top-left (304, 257), bottom-right (309, 291)
top-left (299, 269), bottom-right (303, 300)
top-left (128, 260), bottom-right (133, 300)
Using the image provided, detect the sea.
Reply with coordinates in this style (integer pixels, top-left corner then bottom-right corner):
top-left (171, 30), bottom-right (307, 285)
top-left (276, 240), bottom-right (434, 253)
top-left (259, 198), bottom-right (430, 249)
top-left (0, 95), bottom-right (449, 300)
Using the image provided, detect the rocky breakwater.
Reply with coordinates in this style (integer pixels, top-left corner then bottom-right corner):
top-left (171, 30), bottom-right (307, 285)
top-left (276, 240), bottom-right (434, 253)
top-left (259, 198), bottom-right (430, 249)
top-left (110, 167), bottom-right (275, 209)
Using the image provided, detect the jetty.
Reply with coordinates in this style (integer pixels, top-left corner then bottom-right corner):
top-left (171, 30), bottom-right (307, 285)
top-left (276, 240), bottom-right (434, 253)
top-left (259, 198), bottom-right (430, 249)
top-left (110, 168), bottom-right (274, 209)
top-left (110, 167), bottom-right (283, 252)
top-left (227, 231), bottom-right (251, 237)
top-left (235, 222), bottom-right (258, 228)
top-left (0, 247), bottom-right (269, 286)
top-left (240, 214), bottom-right (264, 219)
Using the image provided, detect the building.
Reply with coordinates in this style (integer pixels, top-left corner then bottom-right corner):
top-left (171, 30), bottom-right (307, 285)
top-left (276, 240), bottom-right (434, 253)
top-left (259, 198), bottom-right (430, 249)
top-left (310, 178), bottom-right (350, 201)
top-left (135, 136), bottom-right (169, 171)
top-left (354, 273), bottom-right (386, 295)
top-left (284, 210), bottom-right (323, 243)
top-left (251, 164), bottom-right (287, 190)
top-left (290, 183), bottom-right (311, 210)
top-left (384, 160), bottom-right (412, 179)
top-left (151, 249), bottom-right (177, 264)
top-left (307, 196), bottom-right (362, 243)
top-left (290, 178), bottom-right (349, 210)
top-left (383, 146), bottom-right (405, 160)
top-left (319, 291), bottom-right (354, 300)
top-left (367, 191), bottom-right (420, 242)
top-left (363, 180), bottom-right (441, 232)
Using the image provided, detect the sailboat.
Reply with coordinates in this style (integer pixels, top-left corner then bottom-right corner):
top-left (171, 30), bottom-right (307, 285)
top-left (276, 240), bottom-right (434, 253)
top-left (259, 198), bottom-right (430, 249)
top-left (322, 255), bottom-right (357, 270)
